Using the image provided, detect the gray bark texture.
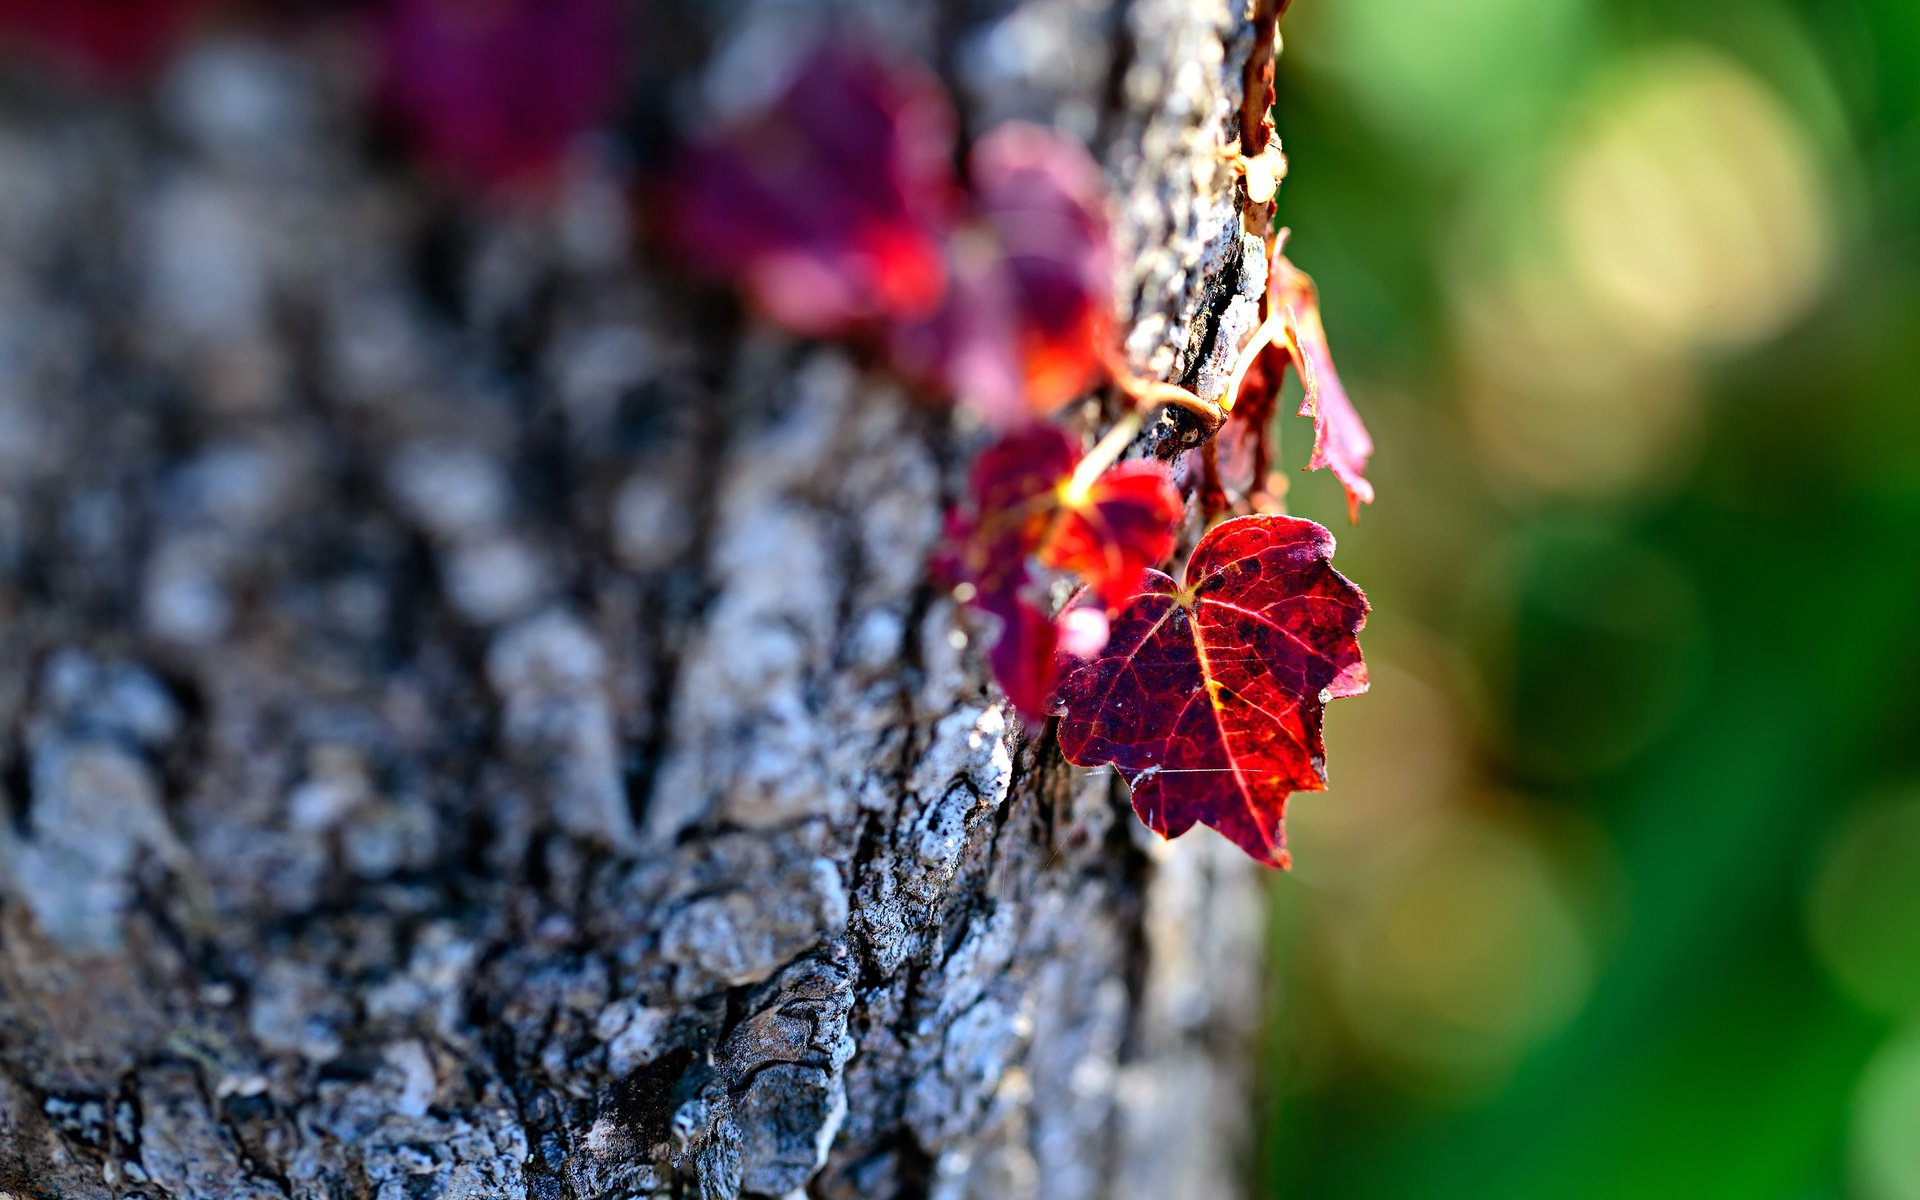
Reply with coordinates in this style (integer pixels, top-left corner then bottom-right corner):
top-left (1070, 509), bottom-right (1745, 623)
top-left (0, 1), bottom-right (1270, 1196)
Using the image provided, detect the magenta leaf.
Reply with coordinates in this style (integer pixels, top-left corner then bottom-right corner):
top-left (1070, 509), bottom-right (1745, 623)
top-left (376, 0), bottom-right (629, 190)
top-left (668, 42), bottom-right (959, 337)
top-left (893, 122), bottom-right (1112, 424)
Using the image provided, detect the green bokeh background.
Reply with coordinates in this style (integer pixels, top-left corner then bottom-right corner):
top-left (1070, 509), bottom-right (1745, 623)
top-left (1260, 1), bottom-right (1920, 1197)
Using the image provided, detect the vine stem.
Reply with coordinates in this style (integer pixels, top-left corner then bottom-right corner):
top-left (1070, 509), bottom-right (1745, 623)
top-left (1099, 346), bottom-right (1226, 435)
top-left (1136, 380), bottom-right (1225, 430)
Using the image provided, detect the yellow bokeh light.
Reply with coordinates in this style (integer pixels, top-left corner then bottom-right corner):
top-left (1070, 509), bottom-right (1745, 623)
top-left (1455, 254), bottom-right (1700, 497)
top-left (1290, 647), bottom-right (1470, 877)
top-left (1445, 46), bottom-right (1836, 499)
top-left (1555, 46), bottom-right (1835, 352)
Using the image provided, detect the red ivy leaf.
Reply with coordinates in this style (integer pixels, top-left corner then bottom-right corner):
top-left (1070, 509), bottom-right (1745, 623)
top-left (669, 44), bottom-right (958, 337)
top-left (1042, 462), bottom-right (1183, 612)
top-left (894, 122), bottom-right (1111, 425)
top-left (377, 0), bottom-right (628, 190)
top-left (0, 0), bottom-right (206, 83)
top-left (939, 425), bottom-right (1075, 720)
top-left (943, 424), bottom-right (1077, 585)
top-left (1212, 348), bottom-right (1281, 505)
top-left (948, 426), bottom-right (1182, 617)
top-left (944, 425), bottom-right (1182, 718)
top-left (981, 590), bottom-right (1060, 722)
top-left (1268, 242), bottom-right (1374, 521)
top-left (1052, 514), bottom-right (1368, 868)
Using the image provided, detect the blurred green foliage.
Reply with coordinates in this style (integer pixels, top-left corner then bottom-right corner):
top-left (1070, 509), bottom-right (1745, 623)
top-left (1258, 0), bottom-right (1920, 1197)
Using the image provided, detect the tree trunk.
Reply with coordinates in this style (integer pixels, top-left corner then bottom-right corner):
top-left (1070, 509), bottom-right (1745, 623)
top-left (0, 1), bottom-right (1269, 1196)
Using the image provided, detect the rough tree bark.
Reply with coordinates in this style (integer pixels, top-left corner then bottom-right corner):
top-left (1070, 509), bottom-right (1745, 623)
top-left (0, 1), bottom-right (1274, 1196)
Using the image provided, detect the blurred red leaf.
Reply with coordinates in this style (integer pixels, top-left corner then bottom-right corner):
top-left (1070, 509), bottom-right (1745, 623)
top-left (1211, 348), bottom-right (1281, 507)
top-left (942, 424), bottom-right (1077, 600)
top-left (1267, 242), bottom-right (1374, 521)
top-left (1042, 461), bottom-right (1182, 612)
top-left (669, 43), bottom-right (958, 337)
top-left (1052, 514), bottom-right (1368, 867)
top-left (981, 589), bottom-right (1061, 721)
top-left (936, 426), bottom-right (1074, 720)
top-left (377, 0), bottom-right (628, 190)
top-left (893, 122), bottom-right (1112, 425)
top-left (948, 425), bottom-right (1182, 616)
top-left (0, 0), bottom-right (206, 82)
top-left (943, 424), bottom-right (1182, 718)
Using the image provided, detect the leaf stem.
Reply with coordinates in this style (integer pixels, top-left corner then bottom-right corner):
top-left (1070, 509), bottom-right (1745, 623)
top-left (1062, 409), bottom-right (1145, 506)
top-left (1220, 314), bottom-right (1280, 418)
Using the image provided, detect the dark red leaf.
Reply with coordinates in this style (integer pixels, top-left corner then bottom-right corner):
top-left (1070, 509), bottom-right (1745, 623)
top-left (982, 589), bottom-right (1060, 722)
top-left (1213, 346), bottom-right (1281, 505)
top-left (941, 426), bottom-right (1074, 720)
top-left (669, 43), bottom-right (958, 337)
top-left (945, 424), bottom-right (1079, 595)
top-left (0, 0), bottom-right (205, 82)
top-left (892, 122), bottom-right (1111, 425)
top-left (948, 425), bottom-right (1182, 617)
top-left (1041, 461), bottom-right (1182, 612)
top-left (943, 424), bottom-right (1182, 718)
top-left (377, 0), bottom-right (628, 190)
top-left (1052, 514), bottom-right (1368, 868)
top-left (1268, 244), bottom-right (1374, 521)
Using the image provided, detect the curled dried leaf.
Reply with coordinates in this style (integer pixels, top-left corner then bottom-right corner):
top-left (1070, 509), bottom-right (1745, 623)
top-left (1224, 232), bottom-right (1376, 521)
top-left (1269, 247), bottom-right (1375, 521)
